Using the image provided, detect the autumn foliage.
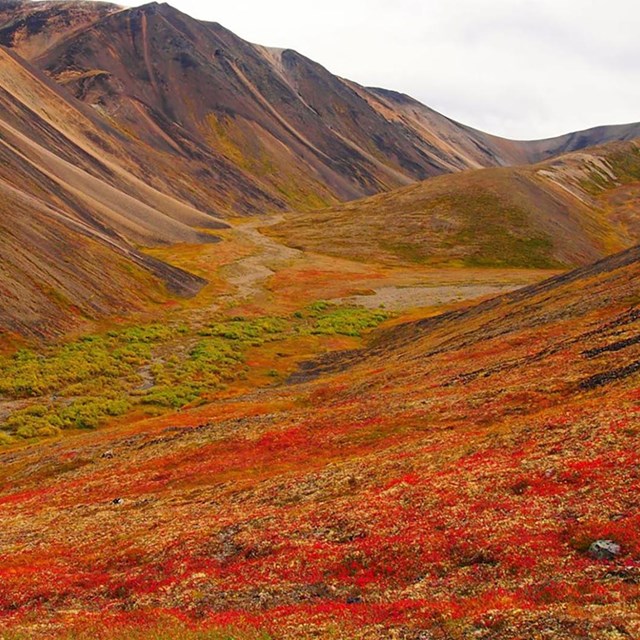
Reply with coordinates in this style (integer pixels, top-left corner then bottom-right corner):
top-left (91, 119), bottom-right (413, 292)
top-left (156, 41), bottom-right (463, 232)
top-left (2, 243), bottom-right (640, 639)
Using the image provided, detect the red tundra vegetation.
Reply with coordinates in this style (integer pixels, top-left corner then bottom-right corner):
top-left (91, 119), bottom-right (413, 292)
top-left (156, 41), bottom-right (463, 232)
top-left (2, 245), bottom-right (640, 638)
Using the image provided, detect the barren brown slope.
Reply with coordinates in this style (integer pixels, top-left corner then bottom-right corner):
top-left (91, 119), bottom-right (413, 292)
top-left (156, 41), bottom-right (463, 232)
top-left (0, 6), bottom-right (282, 219)
top-left (521, 121), bottom-right (640, 163)
top-left (0, 46), bottom-right (229, 242)
top-left (0, 47), bottom-right (221, 339)
top-left (0, 182), bottom-right (199, 341)
top-left (0, 0), bottom-right (119, 58)
top-left (272, 139), bottom-right (640, 269)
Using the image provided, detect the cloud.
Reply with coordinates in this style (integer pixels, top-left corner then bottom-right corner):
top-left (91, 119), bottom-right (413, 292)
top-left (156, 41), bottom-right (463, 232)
top-left (121, 0), bottom-right (640, 139)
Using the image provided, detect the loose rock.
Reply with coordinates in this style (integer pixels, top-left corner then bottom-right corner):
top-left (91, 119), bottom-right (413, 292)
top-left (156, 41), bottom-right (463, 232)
top-left (589, 539), bottom-right (621, 560)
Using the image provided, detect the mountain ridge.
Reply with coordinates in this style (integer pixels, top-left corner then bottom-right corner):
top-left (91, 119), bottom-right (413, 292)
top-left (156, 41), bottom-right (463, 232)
top-left (3, 0), bottom-right (639, 212)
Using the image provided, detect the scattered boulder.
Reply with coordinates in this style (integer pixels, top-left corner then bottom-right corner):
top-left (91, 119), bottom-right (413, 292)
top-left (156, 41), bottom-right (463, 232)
top-left (101, 450), bottom-right (115, 459)
top-left (589, 539), bottom-right (621, 560)
top-left (112, 498), bottom-right (124, 506)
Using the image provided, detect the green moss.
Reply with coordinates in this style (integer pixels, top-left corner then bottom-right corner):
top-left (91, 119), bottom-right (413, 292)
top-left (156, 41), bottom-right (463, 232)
top-left (3, 395), bottom-right (132, 438)
top-left (305, 301), bottom-right (331, 316)
top-left (198, 317), bottom-right (287, 344)
top-left (380, 241), bottom-right (430, 264)
top-left (138, 333), bottom-right (247, 408)
top-left (305, 305), bottom-right (390, 337)
top-left (142, 384), bottom-right (202, 409)
top-left (0, 307), bottom-right (391, 444)
top-left (0, 323), bottom-right (178, 399)
top-left (439, 191), bottom-right (563, 269)
top-left (463, 234), bottom-right (560, 269)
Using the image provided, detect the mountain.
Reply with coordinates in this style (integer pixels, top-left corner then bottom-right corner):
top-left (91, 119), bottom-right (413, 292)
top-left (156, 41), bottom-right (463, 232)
top-left (2, 230), bottom-right (640, 638)
top-left (2, 0), bottom-right (639, 215)
top-left (272, 139), bottom-right (640, 269)
top-left (0, 0), bottom-right (638, 339)
top-left (374, 87), bottom-right (640, 165)
top-left (0, 2), bottom-right (520, 339)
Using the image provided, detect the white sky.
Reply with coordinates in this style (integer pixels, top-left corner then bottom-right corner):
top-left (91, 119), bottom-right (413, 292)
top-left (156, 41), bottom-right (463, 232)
top-left (119, 0), bottom-right (639, 140)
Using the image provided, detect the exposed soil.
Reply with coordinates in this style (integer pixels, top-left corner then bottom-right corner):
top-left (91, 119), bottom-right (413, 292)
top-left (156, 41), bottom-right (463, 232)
top-left (220, 215), bottom-right (302, 302)
top-left (337, 283), bottom-right (522, 311)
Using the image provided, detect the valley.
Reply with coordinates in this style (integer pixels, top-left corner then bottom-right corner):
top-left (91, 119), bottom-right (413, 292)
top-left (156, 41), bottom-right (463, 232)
top-left (2, 208), bottom-right (640, 639)
top-left (0, 212), bottom-right (553, 449)
top-left (0, 2), bottom-right (639, 639)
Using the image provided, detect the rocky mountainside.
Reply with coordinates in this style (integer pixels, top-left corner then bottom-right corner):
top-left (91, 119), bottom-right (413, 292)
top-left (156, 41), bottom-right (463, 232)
top-left (3, 1), bottom-right (639, 214)
top-left (374, 88), bottom-right (640, 166)
top-left (0, 45), bottom-right (224, 339)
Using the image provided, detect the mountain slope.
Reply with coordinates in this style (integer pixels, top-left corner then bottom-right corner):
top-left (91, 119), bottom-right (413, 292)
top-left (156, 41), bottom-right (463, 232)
top-left (0, 46), bottom-right (222, 338)
top-left (3, 0), bottom-right (487, 205)
top-left (273, 139), bottom-right (640, 269)
top-left (373, 87), bottom-right (640, 166)
top-left (3, 0), bottom-right (639, 216)
top-left (2, 233), bottom-right (640, 638)
top-left (0, 0), bottom-right (119, 58)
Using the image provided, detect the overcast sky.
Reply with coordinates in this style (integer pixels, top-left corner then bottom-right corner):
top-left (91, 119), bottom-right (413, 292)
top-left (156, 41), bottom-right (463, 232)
top-left (120, 0), bottom-right (639, 140)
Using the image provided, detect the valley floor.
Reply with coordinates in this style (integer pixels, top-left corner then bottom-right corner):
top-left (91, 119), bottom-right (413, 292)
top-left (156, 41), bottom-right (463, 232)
top-left (5, 216), bottom-right (636, 640)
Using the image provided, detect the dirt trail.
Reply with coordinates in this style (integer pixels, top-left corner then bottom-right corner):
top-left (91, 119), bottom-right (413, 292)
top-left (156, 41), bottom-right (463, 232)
top-left (220, 215), bottom-right (302, 303)
top-left (136, 365), bottom-right (156, 391)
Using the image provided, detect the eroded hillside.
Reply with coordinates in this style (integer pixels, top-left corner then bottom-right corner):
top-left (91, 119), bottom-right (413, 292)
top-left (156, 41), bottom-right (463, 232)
top-left (3, 0), bottom-right (639, 215)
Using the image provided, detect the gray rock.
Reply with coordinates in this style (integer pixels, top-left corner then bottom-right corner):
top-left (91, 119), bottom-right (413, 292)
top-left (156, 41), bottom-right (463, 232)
top-left (589, 539), bottom-right (621, 560)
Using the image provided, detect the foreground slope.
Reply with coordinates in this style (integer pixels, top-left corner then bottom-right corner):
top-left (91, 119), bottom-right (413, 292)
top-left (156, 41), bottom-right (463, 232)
top-left (274, 139), bottom-right (640, 269)
top-left (2, 240), bottom-right (640, 637)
